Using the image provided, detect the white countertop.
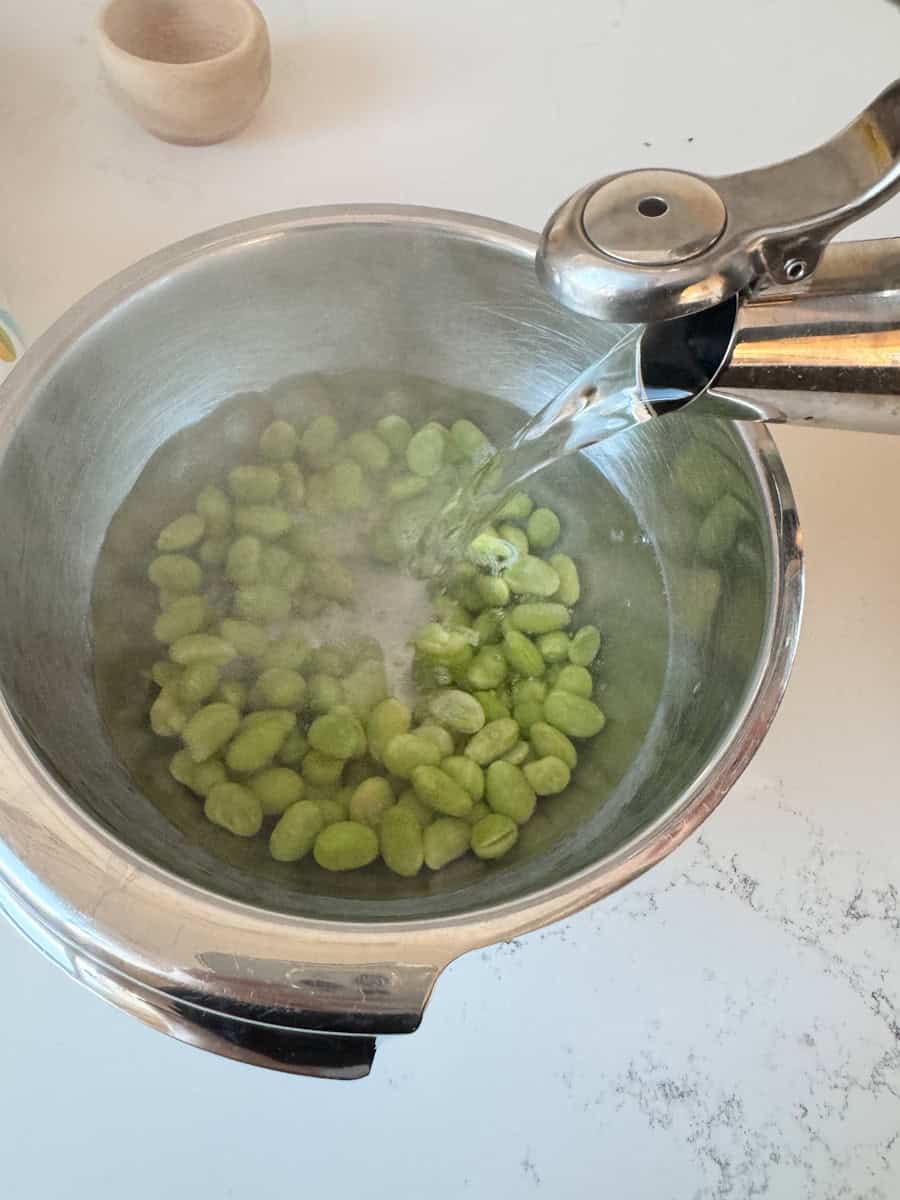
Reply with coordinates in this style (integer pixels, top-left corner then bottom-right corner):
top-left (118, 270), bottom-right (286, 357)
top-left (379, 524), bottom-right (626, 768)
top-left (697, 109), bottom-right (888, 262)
top-left (4, 1), bottom-right (900, 1195)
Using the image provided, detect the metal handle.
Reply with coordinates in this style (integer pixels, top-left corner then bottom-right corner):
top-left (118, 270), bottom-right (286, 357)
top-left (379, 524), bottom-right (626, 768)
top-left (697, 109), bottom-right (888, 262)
top-left (539, 79), bottom-right (900, 323)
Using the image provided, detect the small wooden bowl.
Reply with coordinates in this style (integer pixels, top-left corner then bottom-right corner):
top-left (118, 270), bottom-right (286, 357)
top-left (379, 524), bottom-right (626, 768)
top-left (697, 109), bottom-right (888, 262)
top-left (97, 0), bottom-right (271, 145)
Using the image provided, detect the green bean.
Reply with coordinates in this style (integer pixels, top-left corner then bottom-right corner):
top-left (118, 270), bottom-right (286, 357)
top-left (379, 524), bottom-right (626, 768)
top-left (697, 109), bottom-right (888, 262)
top-left (179, 660), bottom-right (220, 705)
top-left (536, 631), bottom-right (570, 663)
top-left (218, 618), bottom-right (268, 658)
top-left (234, 583), bottom-right (292, 624)
top-left (375, 414), bottom-right (413, 456)
top-left (497, 523), bottom-right (529, 556)
top-left (472, 609), bottom-right (503, 645)
top-left (234, 505), bottom-right (293, 540)
top-left (464, 718), bottom-right (520, 765)
top-left (503, 555), bottom-right (560, 597)
top-left (411, 765), bottom-right (473, 817)
top-left (441, 756), bottom-right (484, 801)
top-left (349, 777), bottom-right (394, 827)
top-left (383, 733), bottom-right (442, 778)
top-left (485, 760), bottom-right (536, 824)
top-left (554, 664), bottom-right (593, 698)
top-left (277, 727), bottom-right (308, 765)
top-left (204, 782), bottom-right (263, 837)
top-left (269, 800), bottom-right (323, 861)
top-left (314, 821), bottom-right (379, 871)
top-left (422, 817), bottom-right (471, 869)
top-left (470, 812), bottom-right (518, 859)
top-left (502, 630), bottom-right (545, 677)
top-left (406, 425), bottom-right (445, 478)
top-left (347, 430), bottom-right (392, 472)
top-left (548, 554), bottom-right (580, 606)
top-left (508, 603), bottom-right (571, 635)
top-left (253, 667), bottom-right (307, 709)
top-left (300, 414), bottom-right (340, 465)
top-left (157, 513), bottom-right (205, 552)
top-left (568, 625), bottom-right (602, 667)
top-left (342, 660), bottom-right (388, 718)
top-left (250, 766), bottom-right (305, 815)
top-left (151, 660), bottom-right (183, 688)
top-left (309, 674), bottom-right (345, 713)
top-left (307, 559), bottom-right (354, 603)
top-left (153, 594), bottom-right (209, 644)
top-left (308, 709), bottom-right (367, 759)
top-left (529, 722), bottom-right (578, 769)
top-left (526, 507), bottom-right (561, 549)
top-left (225, 710), bottom-right (295, 772)
top-left (367, 698), bottom-right (412, 763)
top-left (543, 690), bottom-right (606, 738)
top-left (225, 535), bottom-right (262, 585)
top-left (279, 461), bottom-right (306, 508)
top-left (495, 492), bottom-right (533, 521)
top-left (217, 679), bottom-right (248, 711)
top-left (466, 646), bottom-right (507, 690)
top-left (199, 537), bottom-right (229, 567)
top-left (523, 756), bottom-right (571, 796)
top-left (427, 689), bottom-right (485, 735)
top-left (150, 684), bottom-right (191, 737)
top-left (259, 419), bottom-right (300, 461)
top-left (195, 485), bottom-right (232, 538)
top-left (182, 702), bottom-right (241, 762)
top-left (302, 750), bottom-right (345, 787)
top-left (148, 554), bottom-right (203, 593)
top-left (227, 465), bottom-right (281, 504)
top-left (169, 634), bottom-right (237, 666)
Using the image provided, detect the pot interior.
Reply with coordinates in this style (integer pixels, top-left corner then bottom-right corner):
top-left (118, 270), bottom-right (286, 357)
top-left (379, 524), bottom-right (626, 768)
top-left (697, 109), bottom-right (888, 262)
top-left (0, 214), bottom-right (777, 921)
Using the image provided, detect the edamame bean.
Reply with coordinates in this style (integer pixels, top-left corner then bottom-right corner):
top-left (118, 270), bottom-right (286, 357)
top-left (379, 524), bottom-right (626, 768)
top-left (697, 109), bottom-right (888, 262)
top-left (383, 733), bottom-right (442, 778)
top-left (309, 674), bottom-right (344, 712)
top-left (348, 430), bottom-right (392, 472)
top-left (259, 419), bottom-right (300, 462)
top-left (427, 689), bottom-right (485, 735)
top-left (169, 634), bottom-right (236, 666)
top-left (226, 535), bottom-right (262, 585)
top-left (308, 559), bottom-right (354, 603)
top-left (342, 660), bottom-right (388, 718)
top-left (277, 727), bottom-right (308, 765)
top-left (225, 711), bottom-right (295, 772)
top-left (475, 574), bottom-right (511, 608)
top-left (150, 684), bottom-right (190, 737)
top-left (302, 750), bottom-right (345, 786)
top-left (568, 625), bottom-right (602, 667)
top-left (182, 702), bottom-right (241, 762)
top-left (314, 821), bottom-right (379, 871)
top-left (473, 690), bottom-right (510, 722)
top-left (367, 698), bottom-right (412, 763)
top-left (548, 554), bottom-right (580, 606)
top-left (508, 603), bottom-right (571, 635)
top-left (280, 461), bottom-right (306, 507)
top-left (227, 465), bottom-right (281, 504)
top-left (199, 537), bottom-right (229, 567)
top-left (269, 800), bottom-right (323, 861)
top-left (471, 610), bottom-right (502, 646)
top-left (152, 660), bottom-right (183, 688)
top-left (234, 505), bottom-right (293, 540)
top-left (464, 718), bottom-right (520, 765)
top-left (502, 630), bottom-right (545, 677)
top-left (169, 748), bottom-right (198, 787)
top-left (195, 485), bottom-right (232, 537)
top-left (423, 816), bottom-right (470, 870)
top-left (485, 761), bottom-right (536, 824)
top-left (349, 777), bottom-right (394, 827)
top-left (218, 619), bottom-right (268, 658)
top-left (555, 664), bottom-right (593, 698)
top-left (411, 765), bottom-right (473, 817)
top-left (375, 414), bottom-right (413, 456)
top-left (148, 554), bottom-right (203, 593)
top-left (314, 796), bottom-right (347, 826)
top-left (413, 623), bottom-right (475, 663)
top-left (495, 492), bottom-right (533, 521)
top-left (526, 507), bottom-right (561, 549)
top-left (523, 756), bottom-right (571, 796)
top-left (470, 812), bottom-right (518, 859)
top-left (253, 667), bottom-right (307, 709)
top-left (497, 523), bottom-right (529, 556)
top-left (502, 740), bottom-right (531, 766)
top-left (406, 425), bottom-right (445, 478)
top-left (512, 679), bottom-right (547, 705)
top-left (467, 531), bottom-right (517, 570)
top-left (543, 690), bottom-right (606, 738)
top-left (217, 680), bottom-right (247, 710)
top-left (414, 723), bottom-right (454, 758)
top-left (179, 660), bottom-right (220, 705)
top-left (308, 709), bottom-right (367, 759)
top-left (300, 414), bottom-right (340, 465)
top-left (386, 473), bottom-right (429, 501)
top-left (529, 722), bottom-right (578, 769)
top-left (193, 759), bottom-right (228, 797)
top-left (466, 645), bottom-right (507, 690)
top-left (308, 644), bottom-right (346, 676)
top-left (153, 595), bottom-right (208, 644)
top-left (157, 513), bottom-right (205, 552)
top-left (234, 583), bottom-right (292, 624)
top-left (440, 755), bottom-right (485, 801)
top-left (513, 701), bottom-right (544, 733)
top-left (250, 766), bottom-right (305, 815)
top-left (449, 419), bottom-right (489, 461)
top-left (204, 782), bottom-right (263, 837)
top-left (328, 459), bottom-right (370, 511)
top-left (465, 801), bottom-right (491, 825)
top-left (503, 555), bottom-right (560, 597)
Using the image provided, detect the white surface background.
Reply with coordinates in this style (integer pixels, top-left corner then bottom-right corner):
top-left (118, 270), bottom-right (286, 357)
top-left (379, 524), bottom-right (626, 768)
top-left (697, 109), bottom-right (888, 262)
top-left (3, 1), bottom-right (900, 1196)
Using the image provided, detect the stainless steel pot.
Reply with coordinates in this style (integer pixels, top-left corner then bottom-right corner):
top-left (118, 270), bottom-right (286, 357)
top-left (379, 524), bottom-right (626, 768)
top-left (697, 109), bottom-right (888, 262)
top-left (0, 206), bottom-right (802, 1077)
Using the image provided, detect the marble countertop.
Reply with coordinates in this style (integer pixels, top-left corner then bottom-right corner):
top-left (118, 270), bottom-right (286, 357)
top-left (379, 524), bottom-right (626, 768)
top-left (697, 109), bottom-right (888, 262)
top-left (3, 1), bottom-right (900, 1196)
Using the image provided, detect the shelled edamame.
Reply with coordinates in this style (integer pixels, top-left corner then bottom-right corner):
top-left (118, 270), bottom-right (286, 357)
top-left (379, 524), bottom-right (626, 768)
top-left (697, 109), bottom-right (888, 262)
top-left (142, 401), bottom-right (608, 877)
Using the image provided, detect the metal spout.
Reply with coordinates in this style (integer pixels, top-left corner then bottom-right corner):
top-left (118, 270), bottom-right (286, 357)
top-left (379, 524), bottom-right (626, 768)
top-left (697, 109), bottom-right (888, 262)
top-left (641, 238), bottom-right (900, 434)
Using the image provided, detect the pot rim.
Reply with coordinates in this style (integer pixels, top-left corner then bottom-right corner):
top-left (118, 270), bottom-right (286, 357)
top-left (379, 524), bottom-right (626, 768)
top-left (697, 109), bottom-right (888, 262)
top-left (0, 204), bottom-right (803, 1013)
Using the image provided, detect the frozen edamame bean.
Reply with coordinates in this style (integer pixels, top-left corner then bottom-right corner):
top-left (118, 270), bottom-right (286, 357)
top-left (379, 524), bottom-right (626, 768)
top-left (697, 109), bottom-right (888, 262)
top-left (204, 782), bottom-right (263, 837)
top-left (280, 461), bottom-right (306, 507)
top-left (195, 485), bottom-right (232, 537)
top-left (327, 459), bottom-right (370, 511)
top-left (508, 603), bottom-right (571, 635)
top-left (472, 610), bottom-right (502, 645)
top-left (250, 766), bottom-right (305, 815)
top-left (495, 492), bottom-right (533, 521)
top-left (467, 531), bottom-right (518, 570)
top-left (153, 594), bottom-right (209, 644)
top-left (441, 755), bottom-right (484, 800)
top-left (413, 623), bottom-right (475, 663)
top-left (529, 722), bottom-right (578, 769)
top-left (513, 701), bottom-right (544, 733)
top-left (308, 709), bottom-right (367, 759)
top-left (308, 644), bottom-right (346, 676)
top-left (308, 559), bottom-right (354, 603)
top-left (148, 554), bottom-right (203, 593)
top-left (554, 664), bottom-right (593, 698)
top-left (464, 718), bottom-right (520, 765)
top-left (314, 821), bottom-right (379, 871)
top-left (475, 574), bottom-right (511, 608)
top-left (217, 680), bottom-right (248, 711)
top-left (234, 505), bottom-right (293, 540)
top-left (697, 494), bottom-right (748, 559)
top-left (414, 723), bottom-right (454, 757)
top-left (234, 583), bottom-right (292, 624)
top-left (375, 414), bottom-right (413, 456)
top-left (182, 702), bottom-right (241, 762)
top-left (465, 801), bottom-right (491, 826)
top-left (466, 646), bottom-right (507, 691)
top-left (260, 635), bottom-right (309, 672)
top-left (470, 812), bottom-right (518, 859)
top-left (523, 756), bottom-right (571, 796)
top-left (192, 759), bottom-right (228, 797)
top-left (150, 684), bottom-right (191, 737)
top-left (225, 711), bottom-right (295, 772)
top-left (406, 425), bottom-right (445, 477)
top-left (302, 750), bottom-right (345, 787)
top-left (199, 537), bottom-right (229, 567)
top-left (502, 630), bottom-right (545, 678)
top-left (259, 419), bottom-right (300, 462)
top-left (366, 698), bottom-right (412, 763)
top-left (152, 660), bottom-right (183, 688)
top-left (568, 625), bottom-right (602, 667)
top-left (169, 634), bottom-right (237, 666)
top-left (395, 789), bottom-right (434, 828)
top-left (253, 667), bottom-right (307, 709)
top-left (226, 535), bottom-right (262, 585)
top-left (423, 817), bottom-right (471, 870)
top-left (449, 419), bottom-right (489, 461)
top-left (526, 507), bottom-right (561, 549)
top-left (486, 761), bottom-right (536, 824)
top-left (309, 674), bottom-right (344, 713)
top-left (502, 740), bottom-right (531, 766)
top-left (169, 748), bottom-right (198, 787)
top-left (179, 660), bottom-right (220, 705)
top-left (342, 660), bottom-right (389, 718)
top-left (503, 555), bottom-right (561, 597)
top-left (349, 777), bottom-right (394, 827)
top-left (383, 733), bottom-right (442, 778)
top-left (516, 681), bottom-right (551, 708)
top-left (227, 465), bottom-right (281, 504)
top-left (300, 414), bottom-right (340, 465)
top-left (548, 554), bottom-right (580, 606)
top-left (427, 689), bottom-right (485, 735)
top-left (386, 473), bottom-right (429, 501)
top-left (269, 800), bottom-right (323, 861)
top-left (315, 797), bottom-right (348, 827)
top-left (277, 727), bottom-right (308, 766)
top-left (157, 513), bottom-right (205, 552)
top-left (411, 765), bottom-right (473, 817)
top-left (497, 523), bottom-right (529, 556)
top-left (544, 690), bottom-right (606, 738)
top-left (348, 430), bottom-right (392, 472)
top-left (218, 619), bottom-right (268, 658)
